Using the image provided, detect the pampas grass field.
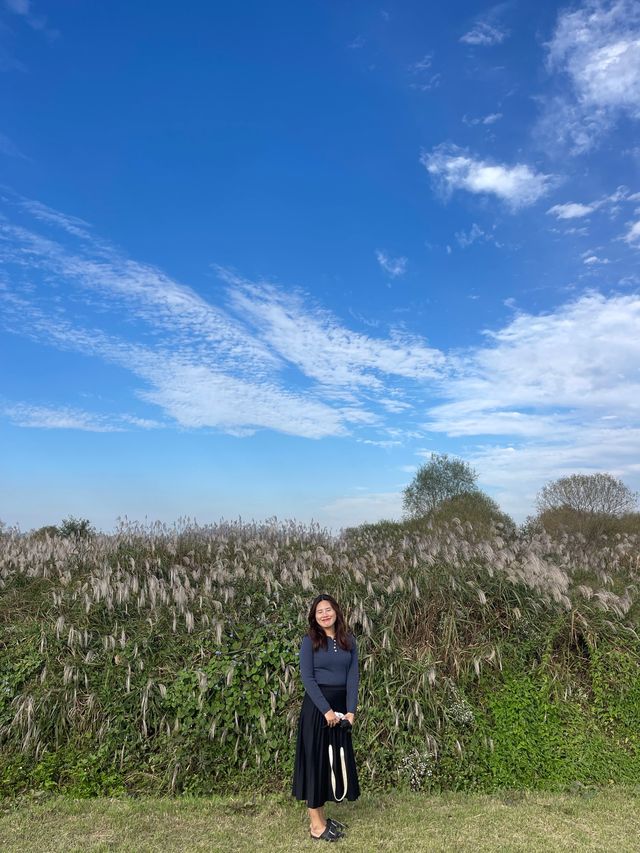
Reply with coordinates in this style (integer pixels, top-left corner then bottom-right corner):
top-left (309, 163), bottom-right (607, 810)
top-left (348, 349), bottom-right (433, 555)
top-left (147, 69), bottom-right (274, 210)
top-left (2, 515), bottom-right (640, 849)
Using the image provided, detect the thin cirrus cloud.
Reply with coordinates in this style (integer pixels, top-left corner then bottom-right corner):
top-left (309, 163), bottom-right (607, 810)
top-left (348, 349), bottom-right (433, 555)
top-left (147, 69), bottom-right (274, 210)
top-left (2, 402), bottom-right (165, 432)
top-left (18, 197), bottom-right (94, 238)
top-left (422, 144), bottom-right (555, 209)
top-left (375, 249), bottom-right (408, 278)
top-left (1, 269), bottom-right (365, 440)
top-left (460, 21), bottom-right (508, 46)
top-left (0, 215), bottom-right (280, 378)
top-left (540, 0), bottom-right (640, 153)
top-left (3, 402), bottom-right (125, 432)
top-left (0, 196), bottom-right (443, 439)
top-left (219, 267), bottom-right (443, 389)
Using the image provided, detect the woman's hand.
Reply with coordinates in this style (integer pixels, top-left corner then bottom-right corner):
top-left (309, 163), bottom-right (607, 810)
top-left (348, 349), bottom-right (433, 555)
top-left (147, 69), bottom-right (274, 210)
top-left (324, 709), bottom-right (339, 727)
top-left (344, 713), bottom-right (355, 726)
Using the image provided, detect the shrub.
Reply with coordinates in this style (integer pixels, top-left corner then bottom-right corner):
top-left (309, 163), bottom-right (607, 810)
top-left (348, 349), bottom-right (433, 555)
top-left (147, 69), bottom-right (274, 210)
top-left (429, 491), bottom-right (516, 537)
top-left (32, 524), bottom-right (60, 540)
top-left (537, 507), bottom-right (640, 540)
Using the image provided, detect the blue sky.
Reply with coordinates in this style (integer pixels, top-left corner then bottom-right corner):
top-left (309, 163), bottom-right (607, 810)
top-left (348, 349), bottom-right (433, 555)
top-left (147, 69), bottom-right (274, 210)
top-left (1, 0), bottom-right (640, 531)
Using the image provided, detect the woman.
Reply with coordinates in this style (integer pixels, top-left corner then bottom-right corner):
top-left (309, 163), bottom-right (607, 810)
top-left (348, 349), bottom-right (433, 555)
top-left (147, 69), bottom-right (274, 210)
top-left (292, 593), bottom-right (360, 842)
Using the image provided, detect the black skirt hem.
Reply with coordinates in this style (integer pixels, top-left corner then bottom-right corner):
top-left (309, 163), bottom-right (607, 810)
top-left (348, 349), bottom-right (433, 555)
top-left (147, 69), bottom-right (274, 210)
top-left (291, 683), bottom-right (360, 809)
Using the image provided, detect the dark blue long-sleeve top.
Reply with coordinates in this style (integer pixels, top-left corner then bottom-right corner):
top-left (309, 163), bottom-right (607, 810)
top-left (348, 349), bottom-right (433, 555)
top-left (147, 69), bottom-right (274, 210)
top-left (299, 633), bottom-right (359, 715)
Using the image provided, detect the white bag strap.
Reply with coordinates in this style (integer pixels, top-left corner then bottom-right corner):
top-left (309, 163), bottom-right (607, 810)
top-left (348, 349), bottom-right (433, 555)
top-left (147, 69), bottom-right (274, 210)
top-left (328, 743), bottom-right (348, 802)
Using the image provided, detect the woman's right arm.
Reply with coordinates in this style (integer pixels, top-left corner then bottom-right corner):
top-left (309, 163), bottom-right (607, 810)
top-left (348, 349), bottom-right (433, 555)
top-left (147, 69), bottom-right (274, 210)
top-left (299, 635), bottom-right (332, 715)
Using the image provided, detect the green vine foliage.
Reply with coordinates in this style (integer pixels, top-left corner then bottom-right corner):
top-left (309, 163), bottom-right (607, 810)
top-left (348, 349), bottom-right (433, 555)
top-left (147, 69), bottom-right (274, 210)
top-left (3, 630), bottom-right (640, 797)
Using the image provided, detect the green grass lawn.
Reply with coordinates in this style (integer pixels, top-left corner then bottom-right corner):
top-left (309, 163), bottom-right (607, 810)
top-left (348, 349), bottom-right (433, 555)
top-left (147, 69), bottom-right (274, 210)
top-left (1, 788), bottom-right (639, 852)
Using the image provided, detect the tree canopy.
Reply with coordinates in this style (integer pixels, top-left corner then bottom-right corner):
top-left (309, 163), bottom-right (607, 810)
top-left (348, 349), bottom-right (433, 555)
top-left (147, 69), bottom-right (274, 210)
top-left (403, 453), bottom-right (478, 518)
top-left (536, 473), bottom-right (637, 517)
top-left (58, 516), bottom-right (96, 539)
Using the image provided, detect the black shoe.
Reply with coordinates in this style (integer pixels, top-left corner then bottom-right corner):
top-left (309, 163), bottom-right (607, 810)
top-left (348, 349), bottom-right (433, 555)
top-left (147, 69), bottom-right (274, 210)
top-left (310, 823), bottom-right (343, 841)
top-left (327, 817), bottom-right (348, 832)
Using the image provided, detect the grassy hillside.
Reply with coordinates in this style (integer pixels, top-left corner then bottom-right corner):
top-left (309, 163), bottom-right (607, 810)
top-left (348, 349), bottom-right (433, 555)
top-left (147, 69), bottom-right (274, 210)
top-left (1, 518), bottom-right (640, 796)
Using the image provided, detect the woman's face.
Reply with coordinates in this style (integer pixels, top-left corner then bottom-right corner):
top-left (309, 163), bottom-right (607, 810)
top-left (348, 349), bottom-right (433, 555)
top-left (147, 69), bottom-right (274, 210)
top-left (315, 600), bottom-right (337, 631)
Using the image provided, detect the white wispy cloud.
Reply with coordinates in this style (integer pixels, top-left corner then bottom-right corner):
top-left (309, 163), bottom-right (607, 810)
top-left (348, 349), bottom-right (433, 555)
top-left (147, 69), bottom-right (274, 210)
top-left (0, 198), bottom-right (447, 441)
top-left (422, 144), bottom-right (554, 209)
top-left (549, 0), bottom-right (640, 113)
top-left (409, 76), bottom-right (441, 92)
top-left (429, 292), bottom-right (640, 423)
top-left (5, 0), bottom-right (30, 15)
top-left (623, 219), bottom-right (640, 244)
top-left (4, 0), bottom-right (56, 36)
top-left (410, 54), bottom-right (433, 72)
top-left (460, 21), bottom-right (508, 46)
top-left (455, 223), bottom-right (502, 249)
top-left (547, 186), bottom-right (640, 229)
top-left (375, 249), bottom-right (408, 278)
top-left (408, 54), bottom-right (441, 90)
top-left (18, 198), bottom-right (93, 238)
top-left (119, 414), bottom-right (164, 429)
top-left (359, 438), bottom-right (402, 448)
top-left (463, 112), bottom-right (503, 126)
top-left (3, 402), bottom-right (125, 432)
top-left (5, 196), bottom-right (640, 519)
top-left (378, 397), bottom-right (413, 414)
top-left (0, 218), bottom-right (279, 376)
top-left (2, 289), bottom-right (356, 439)
top-left (422, 291), bottom-right (640, 517)
top-left (137, 362), bottom-right (357, 439)
top-left (542, 0), bottom-right (640, 153)
top-left (456, 224), bottom-right (483, 248)
top-left (220, 268), bottom-right (444, 389)
top-left (0, 212), bottom-right (349, 438)
top-left (547, 202), bottom-right (595, 219)
top-left (466, 427), bottom-right (640, 520)
top-left (0, 131), bottom-right (26, 159)
top-left (607, 185), bottom-right (637, 204)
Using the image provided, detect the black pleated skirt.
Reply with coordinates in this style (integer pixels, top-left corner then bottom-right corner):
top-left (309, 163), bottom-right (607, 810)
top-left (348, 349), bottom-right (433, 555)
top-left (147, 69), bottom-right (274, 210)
top-left (291, 684), bottom-right (360, 809)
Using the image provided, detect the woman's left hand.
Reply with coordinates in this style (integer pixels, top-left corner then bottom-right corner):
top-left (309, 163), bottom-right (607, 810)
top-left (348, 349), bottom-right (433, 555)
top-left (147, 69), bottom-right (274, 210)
top-left (344, 713), bottom-right (355, 726)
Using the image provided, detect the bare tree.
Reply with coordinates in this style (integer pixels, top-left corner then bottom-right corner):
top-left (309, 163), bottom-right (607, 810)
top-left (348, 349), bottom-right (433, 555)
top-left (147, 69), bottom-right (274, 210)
top-left (536, 473), bottom-right (638, 517)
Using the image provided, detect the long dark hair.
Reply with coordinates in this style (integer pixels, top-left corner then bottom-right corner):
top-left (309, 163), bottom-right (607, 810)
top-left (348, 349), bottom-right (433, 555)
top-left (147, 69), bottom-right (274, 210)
top-left (307, 593), bottom-right (352, 652)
